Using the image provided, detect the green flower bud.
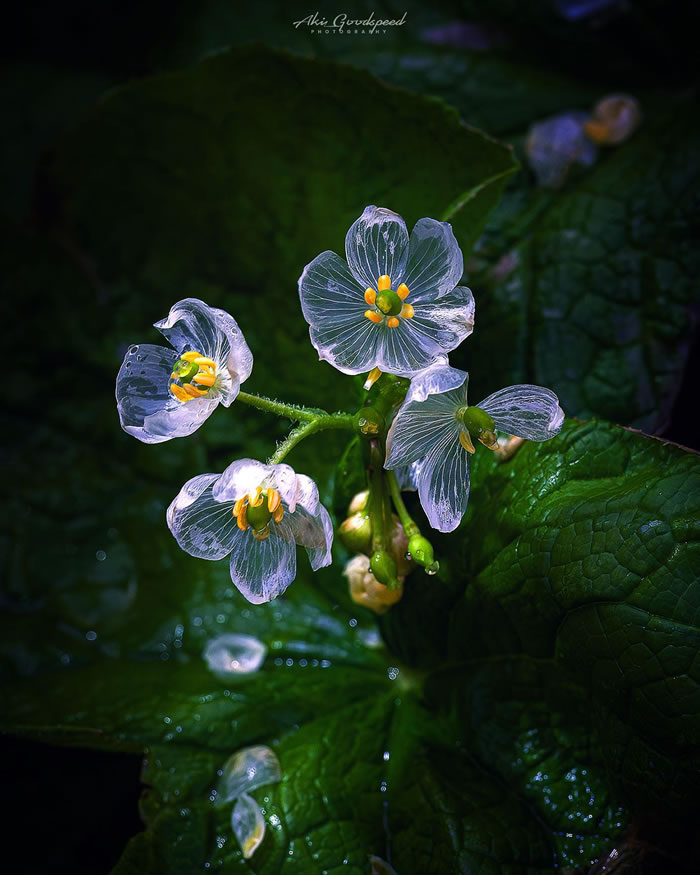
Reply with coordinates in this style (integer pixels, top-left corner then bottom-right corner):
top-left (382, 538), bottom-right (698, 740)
top-left (353, 406), bottom-right (385, 437)
top-left (369, 550), bottom-right (400, 590)
top-left (407, 534), bottom-right (439, 576)
top-left (347, 490), bottom-right (370, 514)
top-left (173, 358), bottom-right (200, 384)
top-left (338, 512), bottom-right (372, 554)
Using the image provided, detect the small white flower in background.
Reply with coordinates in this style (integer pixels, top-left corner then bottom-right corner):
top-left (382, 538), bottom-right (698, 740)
top-left (385, 361), bottom-right (564, 533)
top-left (298, 205), bottom-right (475, 377)
top-left (167, 459), bottom-right (333, 603)
top-left (116, 298), bottom-right (253, 443)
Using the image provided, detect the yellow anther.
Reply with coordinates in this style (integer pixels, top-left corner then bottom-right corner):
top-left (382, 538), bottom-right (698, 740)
top-left (193, 356), bottom-right (216, 369)
top-left (363, 367), bottom-right (382, 390)
top-left (400, 303), bottom-right (414, 319)
top-left (232, 497), bottom-right (246, 518)
top-left (387, 317), bottom-right (400, 328)
top-left (192, 372), bottom-right (216, 387)
top-left (236, 503), bottom-right (249, 531)
top-left (273, 504), bottom-right (284, 524)
top-left (377, 275), bottom-right (391, 291)
top-left (459, 430), bottom-right (476, 454)
top-left (183, 383), bottom-right (207, 398)
top-left (364, 288), bottom-right (377, 306)
top-left (397, 283), bottom-right (410, 300)
top-left (249, 487), bottom-right (264, 507)
top-left (170, 384), bottom-right (191, 403)
top-left (365, 310), bottom-right (383, 324)
top-left (267, 489), bottom-right (281, 513)
top-left (181, 351), bottom-right (201, 362)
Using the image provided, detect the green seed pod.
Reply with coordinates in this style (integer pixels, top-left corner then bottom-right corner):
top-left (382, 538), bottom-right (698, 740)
top-left (461, 405), bottom-right (496, 439)
top-left (246, 495), bottom-right (272, 533)
top-left (407, 534), bottom-right (439, 576)
top-left (369, 550), bottom-right (400, 590)
top-left (338, 512), bottom-right (373, 554)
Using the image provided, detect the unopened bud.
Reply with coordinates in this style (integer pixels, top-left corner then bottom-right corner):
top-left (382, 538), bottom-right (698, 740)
top-left (407, 534), bottom-right (439, 575)
top-left (347, 490), bottom-right (370, 514)
top-left (369, 550), bottom-right (400, 590)
top-left (345, 555), bottom-right (403, 615)
top-left (338, 511), bottom-right (372, 554)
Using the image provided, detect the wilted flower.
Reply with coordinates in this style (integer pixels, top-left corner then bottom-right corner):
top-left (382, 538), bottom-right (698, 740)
top-left (167, 459), bottom-right (332, 603)
top-left (345, 554), bottom-right (404, 615)
top-left (116, 298), bottom-right (253, 443)
top-left (298, 205), bottom-right (475, 377)
top-left (526, 112), bottom-right (597, 188)
top-left (385, 362), bottom-right (564, 532)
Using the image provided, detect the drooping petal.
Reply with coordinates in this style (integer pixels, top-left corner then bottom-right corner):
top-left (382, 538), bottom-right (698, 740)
top-left (232, 793), bottom-right (266, 859)
top-left (406, 285), bottom-right (475, 354)
top-left (415, 427), bottom-right (470, 533)
top-left (385, 386), bottom-right (465, 469)
top-left (405, 360), bottom-right (468, 403)
top-left (397, 217), bottom-right (464, 303)
top-left (478, 385), bottom-right (565, 440)
top-left (283, 502), bottom-right (334, 571)
top-left (213, 460), bottom-right (297, 508)
top-left (229, 521), bottom-right (297, 604)
top-left (116, 343), bottom-right (178, 443)
top-left (345, 206), bottom-right (409, 290)
top-left (154, 298), bottom-right (253, 405)
top-left (394, 461), bottom-right (421, 492)
top-left (167, 473), bottom-right (238, 560)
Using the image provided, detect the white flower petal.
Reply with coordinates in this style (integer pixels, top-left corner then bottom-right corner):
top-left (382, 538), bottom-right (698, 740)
top-left (213, 460), bottom-right (297, 508)
top-left (478, 385), bottom-right (565, 440)
top-left (284, 502), bottom-right (333, 571)
top-left (345, 206), bottom-right (409, 290)
top-left (416, 428), bottom-right (471, 533)
top-left (394, 461), bottom-right (421, 491)
top-left (385, 387), bottom-right (465, 468)
top-left (299, 249), bottom-right (366, 325)
top-left (218, 745), bottom-right (282, 803)
top-left (373, 319), bottom-right (445, 377)
top-left (116, 343), bottom-right (178, 443)
top-left (310, 313), bottom-right (381, 375)
top-left (167, 473), bottom-right (239, 560)
top-left (154, 298), bottom-right (253, 405)
top-left (397, 218), bottom-right (464, 303)
top-left (232, 793), bottom-right (266, 859)
top-left (408, 285), bottom-right (475, 354)
top-left (405, 360), bottom-right (468, 403)
top-left (291, 473), bottom-right (322, 515)
top-left (142, 395), bottom-right (220, 441)
top-left (229, 522), bottom-right (297, 604)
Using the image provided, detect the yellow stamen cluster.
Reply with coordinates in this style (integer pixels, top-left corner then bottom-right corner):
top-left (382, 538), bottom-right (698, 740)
top-left (363, 275), bottom-right (414, 328)
top-left (170, 350), bottom-right (217, 403)
top-left (232, 487), bottom-right (284, 542)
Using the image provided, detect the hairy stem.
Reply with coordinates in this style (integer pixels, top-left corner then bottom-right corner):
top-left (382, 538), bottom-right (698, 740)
top-left (268, 414), bottom-right (354, 465)
top-left (236, 390), bottom-right (322, 422)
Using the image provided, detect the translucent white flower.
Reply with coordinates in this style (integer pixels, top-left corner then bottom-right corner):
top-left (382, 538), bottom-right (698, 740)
top-left (298, 205), bottom-right (475, 377)
top-left (167, 459), bottom-right (333, 603)
top-left (385, 362), bottom-right (564, 533)
top-left (116, 298), bottom-right (253, 443)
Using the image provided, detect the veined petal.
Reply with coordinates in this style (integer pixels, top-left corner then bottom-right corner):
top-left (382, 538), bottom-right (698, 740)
top-left (345, 206), bottom-right (409, 290)
top-left (283, 502), bottom-right (334, 571)
top-left (394, 461), bottom-right (421, 492)
top-left (213, 460), bottom-right (298, 508)
top-left (310, 312), bottom-right (381, 376)
top-left (299, 250), bottom-right (366, 326)
top-left (143, 395), bottom-right (219, 440)
top-left (478, 385), bottom-right (565, 440)
top-left (416, 430), bottom-right (471, 533)
top-left (408, 285), bottom-right (475, 354)
top-left (405, 360), bottom-right (468, 404)
top-left (154, 298), bottom-right (253, 405)
top-left (229, 522), bottom-right (297, 604)
top-left (167, 473), bottom-right (238, 560)
top-left (385, 387), bottom-right (465, 468)
top-left (116, 343), bottom-right (178, 443)
top-left (397, 218), bottom-right (464, 303)
top-left (373, 319), bottom-right (447, 378)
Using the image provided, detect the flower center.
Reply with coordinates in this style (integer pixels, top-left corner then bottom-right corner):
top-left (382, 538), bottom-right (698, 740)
top-left (169, 350), bottom-right (217, 403)
top-left (458, 406), bottom-right (498, 453)
top-left (232, 487), bottom-right (285, 542)
top-left (363, 274), bottom-right (414, 328)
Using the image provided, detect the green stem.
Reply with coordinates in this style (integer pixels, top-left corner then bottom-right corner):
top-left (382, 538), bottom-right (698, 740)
top-left (236, 390), bottom-right (321, 423)
top-left (268, 413), bottom-right (354, 465)
top-left (368, 441), bottom-right (388, 553)
top-left (385, 469), bottom-right (420, 539)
